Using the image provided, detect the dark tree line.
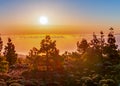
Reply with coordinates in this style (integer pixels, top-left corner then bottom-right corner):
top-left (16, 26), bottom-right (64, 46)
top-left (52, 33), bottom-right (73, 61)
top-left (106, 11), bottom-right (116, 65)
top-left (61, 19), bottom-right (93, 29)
top-left (0, 28), bottom-right (120, 86)
top-left (24, 28), bottom-right (120, 86)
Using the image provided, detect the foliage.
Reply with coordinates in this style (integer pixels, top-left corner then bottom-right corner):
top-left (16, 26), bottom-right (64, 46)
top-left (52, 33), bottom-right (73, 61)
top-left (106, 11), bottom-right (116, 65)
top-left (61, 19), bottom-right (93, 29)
top-left (0, 56), bottom-right (8, 73)
top-left (39, 35), bottom-right (61, 71)
top-left (9, 83), bottom-right (22, 86)
top-left (26, 36), bottom-right (63, 71)
top-left (103, 28), bottom-right (119, 62)
top-left (0, 81), bottom-right (7, 86)
top-left (3, 38), bottom-right (17, 66)
top-left (17, 58), bottom-right (25, 64)
top-left (81, 47), bottom-right (102, 70)
top-left (59, 28), bottom-right (120, 86)
top-left (0, 35), bottom-right (3, 55)
top-left (77, 38), bottom-right (89, 54)
top-left (0, 29), bottom-right (120, 85)
top-left (26, 47), bottom-right (40, 70)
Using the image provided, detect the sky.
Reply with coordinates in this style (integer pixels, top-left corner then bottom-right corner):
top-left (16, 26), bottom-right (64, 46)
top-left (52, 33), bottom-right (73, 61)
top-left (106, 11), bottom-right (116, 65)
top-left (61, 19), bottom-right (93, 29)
top-left (0, 0), bottom-right (120, 34)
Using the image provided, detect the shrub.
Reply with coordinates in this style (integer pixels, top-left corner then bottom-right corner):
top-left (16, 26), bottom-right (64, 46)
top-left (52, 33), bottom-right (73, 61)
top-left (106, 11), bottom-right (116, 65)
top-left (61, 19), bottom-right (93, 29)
top-left (24, 80), bottom-right (38, 86)
top-left (0, 81), bottom-right (7, 86)
top-left (46, 82), bottom-right (60, 86)
top-left (106, 79), bottom-right (116, 86)
top-left (9, 83), bottom-right (22, 86)
top-left (99, 79), bottom-right (107, 86)
top-left (6, 79), bottom-right (18, 85)
top-left (0, 73), bottom-right (10, 80)
top-left (92, 74), bottom-right (102, 83)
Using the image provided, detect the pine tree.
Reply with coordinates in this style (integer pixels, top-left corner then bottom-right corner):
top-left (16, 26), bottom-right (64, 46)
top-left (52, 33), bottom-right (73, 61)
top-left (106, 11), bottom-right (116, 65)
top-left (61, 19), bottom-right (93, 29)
top-left (91, 32), bottom-right (100, 49)
top-left (100, 31), bottom-right (105, 48)
top-left (3, 38), bottom-right (17, 66)
top-left (26, 47), bottom-right (40, 70)
top-left (107, 27), bottom-right (116, 49)
top-left (39, 35), bottom-right (60, 71)
top-left (103, 28), bottom-right (119, 63)
top-left (27, 35), bottom-right (62, 71)
top-left (77, 39), bottom-right (89, 54)
top-left (90, 32), bottom-right (105, 55)
top-left (0, 35), bottom-right (3, 55)
top-left (99, 31), bottom-right (105, 59)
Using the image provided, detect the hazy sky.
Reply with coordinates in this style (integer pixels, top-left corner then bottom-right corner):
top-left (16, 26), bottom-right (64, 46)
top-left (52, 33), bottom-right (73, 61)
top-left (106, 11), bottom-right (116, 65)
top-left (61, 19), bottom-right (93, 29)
top-left (0, 0), bottom-right (120, 34)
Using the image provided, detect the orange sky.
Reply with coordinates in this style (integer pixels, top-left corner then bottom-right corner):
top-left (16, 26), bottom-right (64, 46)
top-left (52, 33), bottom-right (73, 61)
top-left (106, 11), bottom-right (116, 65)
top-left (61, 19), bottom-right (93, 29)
top-left (1, 34), bottom-right (94, 55)
top-left (0, 0), bottom-right (120, 55)
top-left (1, 24), bottom-right (116, 35)
top-left (0, 0), bottom-right (120, 34)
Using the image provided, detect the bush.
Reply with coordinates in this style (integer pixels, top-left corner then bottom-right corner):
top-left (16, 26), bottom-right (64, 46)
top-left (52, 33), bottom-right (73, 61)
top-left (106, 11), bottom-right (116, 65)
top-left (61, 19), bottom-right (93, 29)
top-left (16, 79), bottom-right (25, 85)
top-left (80, 77), bottom-right (95, 86)
top-left (24, 80), bottom-right (38, 86)
top-left (106, 79), bottom-right (116, 86)
top-left (99, 79), bottom-right (116, 86)
top-left (0, 73), bottom-right (10, 80)
top-left (92, 74), bottom-right (102, 83)
top-left (0, 81), bottom-right (7, 86)
top-left (6, 79), bottom-right (18, 85)
top-left (9, 83), bottom-right (22, 86)
top-left (46, 82), bottom-right (60, 86)
top-left (99, 79), bottom-right (107, 86)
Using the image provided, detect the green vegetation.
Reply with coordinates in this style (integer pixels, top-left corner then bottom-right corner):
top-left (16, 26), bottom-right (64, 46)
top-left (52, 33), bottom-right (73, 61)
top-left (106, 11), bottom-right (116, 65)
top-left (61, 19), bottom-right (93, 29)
top-left (0, 56), bottom-right (8, 73)
top-left (0, 28), bottom-right (120, 86)
top-left (4, 38), bottom-right (17, 66)
top-left (26, 35), bottom-right (63, 71)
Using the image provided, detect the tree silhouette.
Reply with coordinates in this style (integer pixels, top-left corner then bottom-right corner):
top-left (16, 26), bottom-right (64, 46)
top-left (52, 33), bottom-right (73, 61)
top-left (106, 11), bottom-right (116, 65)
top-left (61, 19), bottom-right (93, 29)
top-left (99, 31), bottom-right (105, 50)
top-left (103, 28), bottom-right (119, 60)
top-left (39, 35), bottom-right (60, 71)
top-left (0, 35), bottom-right (3, 55)
top-left (108, 27), bottom-right (116, 47)
top-left (3, 38), bottom-right (17, 66)
top-left (90, 32), bottom-right (100, 50)
top-left (90, 32), bottom-right (105, 56)
top-left (26, 47), bottom-right (41, 70)
top-left (77, 39), bottom-right (89, 54)
top-left (27, 35), bottom-right (62, 71)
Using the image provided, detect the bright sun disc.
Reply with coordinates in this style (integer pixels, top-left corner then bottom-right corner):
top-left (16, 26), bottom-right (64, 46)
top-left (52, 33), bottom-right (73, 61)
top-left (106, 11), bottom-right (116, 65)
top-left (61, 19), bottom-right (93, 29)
top-left (39, 16), bottom-right (48, 25)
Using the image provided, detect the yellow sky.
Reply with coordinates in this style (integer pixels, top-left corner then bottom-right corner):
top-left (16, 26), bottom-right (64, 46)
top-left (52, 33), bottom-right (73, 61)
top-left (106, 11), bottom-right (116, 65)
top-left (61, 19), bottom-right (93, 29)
top-left (0, 0), bottom-right (120, 35)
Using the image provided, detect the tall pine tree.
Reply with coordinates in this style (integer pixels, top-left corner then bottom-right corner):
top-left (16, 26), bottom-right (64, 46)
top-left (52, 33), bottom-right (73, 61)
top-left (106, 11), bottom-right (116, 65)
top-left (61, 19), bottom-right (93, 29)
top-left (103, 28), bottom-right (119, 64)
top-left (39, 35), bottom-right (60, 71)
top-left (3, 38), bottom-right (17, 66)
top-left (0, 35), bottom-right (3, 55)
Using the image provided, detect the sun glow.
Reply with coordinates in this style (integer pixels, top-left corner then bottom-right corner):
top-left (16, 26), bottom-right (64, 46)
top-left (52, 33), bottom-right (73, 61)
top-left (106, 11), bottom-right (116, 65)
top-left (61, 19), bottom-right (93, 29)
top-left (39, 16), bottom-right (48, 25)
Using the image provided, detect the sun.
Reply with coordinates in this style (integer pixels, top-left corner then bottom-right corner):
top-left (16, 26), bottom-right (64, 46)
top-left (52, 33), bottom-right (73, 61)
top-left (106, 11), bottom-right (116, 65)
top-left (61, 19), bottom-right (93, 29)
top-left (39, 16), bottom-right (48, 25)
